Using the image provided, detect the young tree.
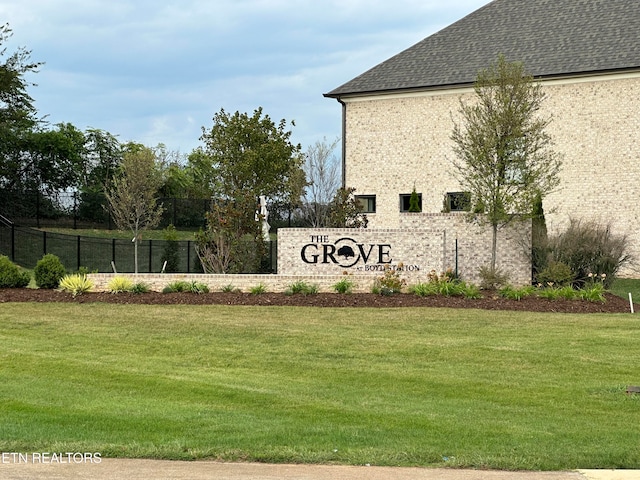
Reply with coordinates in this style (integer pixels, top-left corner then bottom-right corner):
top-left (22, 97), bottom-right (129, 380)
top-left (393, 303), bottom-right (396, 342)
top-left (200, 107), bottom-right (305, 203)
top-left (105, 147), bottom-right (164, 273)
top-left (300, 137), bottom-right (341, 227)
top-left (408, 186), bottom-right (421, 212)
top-left (327, 187), bottom-right (368, 228)
top-left (196, 107), bottom-right (306, 270)
top-left (451, 55), bottom-right (562, 272)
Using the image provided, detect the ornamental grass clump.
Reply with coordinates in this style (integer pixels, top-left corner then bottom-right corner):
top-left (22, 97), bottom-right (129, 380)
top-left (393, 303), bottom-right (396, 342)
top-left (130, 282), bottom-right (150, 294)
top-left (332, 277), bottom-right (355, 294)
top-left (578, 273), bottom-right (607, 303)
top-left (499, 285), bottom-right (536, 301)
top-left (163, 280), bottom-right (209, 294)
top-left (58, 274), bottom-right (93, 297)
top-left (285, 281), bottom-right (319, 296)
top-left (108, 276), bottom-right (134, 293)
top-left (250, 283), bottom-right (267, 295)
top-left (411, 269), bottom-right (481, 299)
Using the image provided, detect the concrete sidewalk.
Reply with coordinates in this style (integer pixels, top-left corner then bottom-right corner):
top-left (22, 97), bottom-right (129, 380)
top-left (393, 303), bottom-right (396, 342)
top-left (1, 459), bottom-right (638, 480)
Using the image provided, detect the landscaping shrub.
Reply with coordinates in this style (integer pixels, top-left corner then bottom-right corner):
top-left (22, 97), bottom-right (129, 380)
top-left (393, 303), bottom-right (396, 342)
top-left (409, 282), bottom-right (438, 297)
top-left (410, 269), bottom-right (481, 299)
top-left (332, 277), bottom-right (355, 294)
top-left (478, 265), bottom-right (509, 289)
top-left (131, 282), bottom-right (150, 294)
top-left (499, 285), bottom-right (535, 301)
top-left (108, 276), bottom-right (134, 293)
top-left (285, 281), bottom-right (319, 296)
top-left (547, 218), bottom-right (631, 288)
top-left (579, 282), bottom-right (606, 303)
top-left (58, 274), bottom-right (93, 297)
top-left (372, 266), bottom-right (406, 295)
top-left (34, 254), bottom-right (66, 289)
top-left (535, 261), bottom-right (574, 287)
top-left (0, 255), bottom-right (31, 288)
top-left (221, 284), bottom-right (241, 293)
top-left (163, 280), bottom-right (209, 294)
top-left (250, 284), bottom-right (267, 295)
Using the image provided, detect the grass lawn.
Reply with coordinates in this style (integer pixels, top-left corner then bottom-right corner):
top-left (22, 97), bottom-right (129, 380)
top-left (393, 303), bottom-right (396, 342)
top-left (0, 303), bottom-right (639, 470)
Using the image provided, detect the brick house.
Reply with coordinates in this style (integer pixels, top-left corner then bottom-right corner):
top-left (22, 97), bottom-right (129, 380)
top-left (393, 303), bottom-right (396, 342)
top-left (324, 0), bottom-right (640, 277)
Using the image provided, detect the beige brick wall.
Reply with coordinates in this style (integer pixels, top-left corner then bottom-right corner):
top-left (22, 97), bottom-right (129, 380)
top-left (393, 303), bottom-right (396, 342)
top-left (278, 217), bottom-right (531, 286)
top-left (87, 273), bottom-right (371, 293)
top-left (88, 216), bottom-right (531, 290)
top-left (342, 73), bottom-right (640, 276)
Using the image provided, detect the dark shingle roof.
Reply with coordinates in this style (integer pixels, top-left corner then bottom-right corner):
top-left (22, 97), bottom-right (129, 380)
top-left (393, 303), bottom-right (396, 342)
top-left (325, 0), bottom-right (640, 97)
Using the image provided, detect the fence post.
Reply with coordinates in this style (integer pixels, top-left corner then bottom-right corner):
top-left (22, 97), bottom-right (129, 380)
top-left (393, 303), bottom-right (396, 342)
top-left (11, 224), bottom-right (15, 262)
top-left (187, 240), bottom-right (191, 273)
top-left (43, 230), bottom-right (47, 255)
top-left (149, 239), bottom-right (153, 273)
top-left (73, 192), bottom-right (78, 230)
top-left (112, 238), bottom-right (116, 265)
top-left (77, 235), bottom-right (81, 271)
top-left (36, 193), bottom-right (40, 228)
top-left (173, 198), bottom-right (177, 227)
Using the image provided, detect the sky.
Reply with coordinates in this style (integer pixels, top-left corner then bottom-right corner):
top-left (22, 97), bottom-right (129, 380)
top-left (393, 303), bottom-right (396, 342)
top-left (1, 0), bottom-right (489, 157)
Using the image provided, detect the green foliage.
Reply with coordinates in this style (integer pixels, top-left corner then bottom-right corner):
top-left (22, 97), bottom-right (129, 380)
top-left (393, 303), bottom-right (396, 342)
top-left (161, 224), bottom-right (180, 273)
top-left (131, 282), bottom-right (150, 294)
top-left (410, 269), bottom-right (482, 299)
top-left (499, 285), bottom-right (535, 301)
top-left (408, 186), bottom-right (421, 212)
top-left (547, 218), bottom-right (630, 288)
top-left (200, 107), bottom-right (306, 206)
top-left (579, 282), bottom-right (606, 303)
top-left (332, 277), bottom-right (355, 294)
top-left (221, 284), bottom-right (241, 293)
top-left (195, 195), bottom-right (267, 274)
top-left (107, 276), bottom-right (134, 293)
top-left (537, 287), bottom-right (561, 300)
top-left (105, 147), bottom-right (164, 273)
top-left (536, 260), bottom-right (574, 286)
top-left (327, 187), bottom-right (369, 228)
top-left (372, 267), bottom-right (406, 295)
top-left (536, 283), bottom-right (605, 303)
top-left (451, 55), bottom-right (562, 271)
top-left (478, 265), bottom-right (510, 290)
top-left (58, 274), bottom-right (93, 297)
top-left (0, 255), bottom-right (31, 288)
top-left (531, 192), bottom-right (549, 279)
top-left (284, 281), bottom-right (319, 296)
top-left (34, 254), bottom-right (66, 289)
top-left (249, 283), bottom-right (267, 295)
top-left (163, 280), bottom-right (209, 294)
top-left (557, 285), bottom-right (578, 300)
top-left (76, 266), bottom-right (98, 275)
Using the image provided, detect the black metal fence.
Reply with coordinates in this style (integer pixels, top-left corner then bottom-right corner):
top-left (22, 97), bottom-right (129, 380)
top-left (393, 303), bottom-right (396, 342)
top-left (0, 220), bottom-right (277, 273)
top-left (0, 190), bottom-right (210, 229)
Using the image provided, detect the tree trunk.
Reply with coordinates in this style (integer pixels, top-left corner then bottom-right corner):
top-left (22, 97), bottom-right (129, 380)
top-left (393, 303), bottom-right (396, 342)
top-left (134, 237), bottom-right (139, 274)
top-left (491, 223), bottom-right (498, 272)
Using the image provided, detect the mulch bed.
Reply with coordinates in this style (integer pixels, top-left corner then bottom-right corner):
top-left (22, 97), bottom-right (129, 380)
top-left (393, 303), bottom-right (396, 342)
top-left (0, 288), bottom-right (634, 313)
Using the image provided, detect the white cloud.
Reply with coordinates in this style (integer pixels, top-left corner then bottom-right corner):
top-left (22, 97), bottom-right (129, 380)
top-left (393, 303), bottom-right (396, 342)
top-left (2, 0), bottom-right (490, 152)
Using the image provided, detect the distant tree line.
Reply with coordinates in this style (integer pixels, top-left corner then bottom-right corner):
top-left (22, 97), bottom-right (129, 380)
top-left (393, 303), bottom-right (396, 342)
top-left (0, 23), bottom-right (367, 272)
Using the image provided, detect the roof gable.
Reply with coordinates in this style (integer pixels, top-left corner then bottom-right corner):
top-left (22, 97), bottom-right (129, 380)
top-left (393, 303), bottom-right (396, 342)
top-left (326, 0), bottom-right (640, 97)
